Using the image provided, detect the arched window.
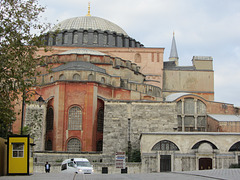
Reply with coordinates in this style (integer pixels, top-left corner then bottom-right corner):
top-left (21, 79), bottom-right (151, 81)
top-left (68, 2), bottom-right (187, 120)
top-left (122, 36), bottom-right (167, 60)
top-left (177, 98), bottom-right (206, 132)
top-left (192, 140), bottom-right (218, 150)
top-left (59, 74), bottom-right (65, 80)
top-left (122, 35), bottom-right (125, 47)
top-left (44, 34), bottom-right (49, 45)
top-left (229, 142), bottom-right (240, 151)
top-left (135, 53), bottom-right (141, 63)
top-left (156, 90), bottom-right (161, 97)
top-left (103, 32), bottom-right (108, 45)
top-left (67, 138), bottom-right (81, 152)
top-left (93, 31), bottom-right (98, 44)
top-left (151, 140), bottom-right (179, 151)
top-left (83, 31), bottom-right (88, 44)
top-left (73, 31), bottom-right (78, 44)
top-left (45, 139), bottom-right (52, 151)
top-left (52, 34), bottom-right (56, 45)
top-left (63, 31), bottom-right (68, 44)
top-left (50, 76), bottom-right (54, 82)
top-left (46, 107), bottom-right (53, 130)
top-left (97, 108), bottom-right (104, 132)
top-left (184, 98), bottom-right (195, 114)
top-left (73, 73), bottom-right (81, 81)
top-left (148, 89), bottom-right (153, 96)
top-left (120, 79), bottom-right (125, 88)
top-left (97, 140), bottom-right (103, 151)
top-left (88, 74), bottom-right (94, 81)
top-left (113, 33), bottom-right (117, 46)
top-left (129, 39), bottom-right (132, 47)
top-left (68, 106), bottom-right (82, 130)
top-left (101, 77), bottom-right (105, 84)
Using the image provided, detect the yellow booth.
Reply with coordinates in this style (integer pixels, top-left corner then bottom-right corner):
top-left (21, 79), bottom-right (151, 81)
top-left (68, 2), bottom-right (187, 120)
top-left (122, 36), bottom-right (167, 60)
top-left (7, 135), bottom-right (34, 175)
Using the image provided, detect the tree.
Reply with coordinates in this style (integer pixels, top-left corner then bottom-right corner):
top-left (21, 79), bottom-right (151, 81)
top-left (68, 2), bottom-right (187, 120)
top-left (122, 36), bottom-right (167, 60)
top-left (0, 0), bottom-right (50, 137)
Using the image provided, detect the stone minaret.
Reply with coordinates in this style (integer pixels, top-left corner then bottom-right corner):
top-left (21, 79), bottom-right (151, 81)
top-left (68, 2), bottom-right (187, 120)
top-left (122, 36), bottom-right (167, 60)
top-left (169, 32), bottom-right (179, 65)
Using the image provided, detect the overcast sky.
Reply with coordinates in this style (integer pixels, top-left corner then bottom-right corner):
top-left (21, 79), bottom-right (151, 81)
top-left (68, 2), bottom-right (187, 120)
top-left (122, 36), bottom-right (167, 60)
top-left (39, 0), bottom-right (240, 107)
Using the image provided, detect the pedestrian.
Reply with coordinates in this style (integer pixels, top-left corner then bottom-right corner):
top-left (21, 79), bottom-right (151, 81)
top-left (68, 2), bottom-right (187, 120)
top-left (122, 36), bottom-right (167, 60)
top-left (45, 161), bottom-right (51, 173)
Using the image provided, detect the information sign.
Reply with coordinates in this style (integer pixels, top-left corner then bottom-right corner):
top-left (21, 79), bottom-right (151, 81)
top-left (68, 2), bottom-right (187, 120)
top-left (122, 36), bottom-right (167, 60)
top-left (115, 152), bottom-right (126, 169)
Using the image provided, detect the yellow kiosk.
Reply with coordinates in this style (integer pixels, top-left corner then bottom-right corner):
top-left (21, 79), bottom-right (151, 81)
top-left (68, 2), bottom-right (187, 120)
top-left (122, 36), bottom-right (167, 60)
top-left (7, 135), bottom-right (34, 175)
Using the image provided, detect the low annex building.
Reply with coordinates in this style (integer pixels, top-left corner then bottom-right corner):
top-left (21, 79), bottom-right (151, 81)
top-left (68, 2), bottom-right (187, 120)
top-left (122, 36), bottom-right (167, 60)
top-left (140, 132), bottom-right (240, 172)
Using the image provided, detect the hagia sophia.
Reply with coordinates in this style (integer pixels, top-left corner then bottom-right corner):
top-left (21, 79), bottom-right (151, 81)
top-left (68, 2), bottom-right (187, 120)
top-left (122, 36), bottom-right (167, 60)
top-left (11, 5), bottom-right (240, 173)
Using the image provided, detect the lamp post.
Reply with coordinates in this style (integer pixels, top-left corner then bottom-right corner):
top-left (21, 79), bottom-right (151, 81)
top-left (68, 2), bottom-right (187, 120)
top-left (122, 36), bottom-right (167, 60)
top-left (21, 90), bottom-right (45, 135)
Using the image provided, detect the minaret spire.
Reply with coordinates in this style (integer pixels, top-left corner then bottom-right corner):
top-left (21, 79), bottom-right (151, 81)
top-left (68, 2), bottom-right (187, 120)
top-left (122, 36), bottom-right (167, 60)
top-left (86, 2), bottom-right (91, 16)
top-left (169, 31), bottom-right (179, 65)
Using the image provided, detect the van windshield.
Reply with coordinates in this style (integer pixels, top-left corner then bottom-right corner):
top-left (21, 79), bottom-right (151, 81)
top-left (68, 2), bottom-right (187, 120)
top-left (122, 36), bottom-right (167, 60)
top-left (76, 161), bottom-right (91, 167)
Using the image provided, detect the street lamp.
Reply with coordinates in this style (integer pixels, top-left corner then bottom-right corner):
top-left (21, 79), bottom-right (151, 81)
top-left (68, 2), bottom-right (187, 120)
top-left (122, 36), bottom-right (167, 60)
top-left (21, 90), bottom-right (45, 135)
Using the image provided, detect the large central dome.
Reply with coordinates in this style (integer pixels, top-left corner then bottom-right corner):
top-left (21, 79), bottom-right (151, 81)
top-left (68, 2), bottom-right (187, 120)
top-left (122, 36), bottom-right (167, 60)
top-left (52, 16), bottom-right (128, 36)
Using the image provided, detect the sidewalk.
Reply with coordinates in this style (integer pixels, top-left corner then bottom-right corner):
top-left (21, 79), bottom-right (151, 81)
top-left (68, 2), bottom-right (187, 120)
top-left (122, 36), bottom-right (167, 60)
top-left (1, 169), bottom-right (240, 180)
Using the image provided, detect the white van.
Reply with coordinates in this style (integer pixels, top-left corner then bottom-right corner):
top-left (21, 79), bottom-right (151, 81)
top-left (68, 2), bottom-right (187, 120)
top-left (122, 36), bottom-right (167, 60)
top-left (61, 158), bottom-right (94, 174)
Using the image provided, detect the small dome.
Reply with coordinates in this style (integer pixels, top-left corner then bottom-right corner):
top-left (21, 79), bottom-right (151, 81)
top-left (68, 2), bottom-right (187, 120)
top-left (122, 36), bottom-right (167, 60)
top-left (52, 16), bottom-right (128, 36)
top-left (59, 48), bottom-right (106, 56)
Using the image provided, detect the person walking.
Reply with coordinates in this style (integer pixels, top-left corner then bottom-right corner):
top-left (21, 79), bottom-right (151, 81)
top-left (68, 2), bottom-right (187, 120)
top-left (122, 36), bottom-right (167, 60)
top-left (45, 162), bottom-right (51, 173)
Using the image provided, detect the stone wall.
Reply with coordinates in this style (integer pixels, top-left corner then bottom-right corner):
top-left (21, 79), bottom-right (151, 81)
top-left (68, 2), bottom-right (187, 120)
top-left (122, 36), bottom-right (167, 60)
top-left (103, 101), bottom-right (177, 162)
top-left (162, 69), bottom-right (214, 101)
top-left (25, 103), bottom-right (46, 151)
top-left (33, 151), bottom-right (141, 174)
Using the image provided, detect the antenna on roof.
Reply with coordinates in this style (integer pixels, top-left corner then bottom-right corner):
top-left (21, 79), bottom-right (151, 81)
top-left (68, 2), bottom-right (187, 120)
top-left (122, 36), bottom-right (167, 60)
top-left (86, 2), bottom-right (91, 16)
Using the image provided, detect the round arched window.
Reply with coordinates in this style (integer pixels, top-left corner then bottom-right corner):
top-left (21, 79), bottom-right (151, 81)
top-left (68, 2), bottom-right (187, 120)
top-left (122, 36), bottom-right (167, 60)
top-left (67, 138), bottom-right (81, 152)
top-left (68, 106), bottom-right (82, 130)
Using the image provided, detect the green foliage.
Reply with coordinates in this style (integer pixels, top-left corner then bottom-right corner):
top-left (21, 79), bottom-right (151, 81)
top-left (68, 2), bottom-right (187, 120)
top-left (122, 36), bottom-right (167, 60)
top-left (21, 126), bottom-right (31, 135)
top-left (55, 159), bottom-right (63, 163)
top-left (0, 0), bottom-right (50, 137)
top-left (127, 149), bottom-right (141, 162)
top-left (229, 164), bottom-right (240, 168)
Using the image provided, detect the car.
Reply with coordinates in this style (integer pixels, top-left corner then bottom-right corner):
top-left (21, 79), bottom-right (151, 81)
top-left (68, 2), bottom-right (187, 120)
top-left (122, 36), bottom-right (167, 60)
top-left (61, 158), bottom-right (94, 174)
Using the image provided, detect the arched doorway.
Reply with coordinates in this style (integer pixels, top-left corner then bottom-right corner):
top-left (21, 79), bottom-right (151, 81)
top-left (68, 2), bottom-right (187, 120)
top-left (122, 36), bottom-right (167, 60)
top-left (151, 140), bottom-right (180, 172)
top-left (199, 158), bottom-right (212, 170)
top-left (192, 140), bottom-right (217, 170)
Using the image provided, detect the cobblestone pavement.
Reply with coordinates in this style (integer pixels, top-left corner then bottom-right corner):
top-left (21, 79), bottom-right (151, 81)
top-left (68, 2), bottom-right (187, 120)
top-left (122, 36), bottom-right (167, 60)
top-left (1, 169), bottom-right (240, 180)
top-left (175, 169), bottom-right (240, 180)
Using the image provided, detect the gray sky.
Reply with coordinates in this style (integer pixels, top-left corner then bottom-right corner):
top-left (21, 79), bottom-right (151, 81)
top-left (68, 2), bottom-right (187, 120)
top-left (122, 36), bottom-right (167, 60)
top-left (40, 0), bottom-right (240, 107)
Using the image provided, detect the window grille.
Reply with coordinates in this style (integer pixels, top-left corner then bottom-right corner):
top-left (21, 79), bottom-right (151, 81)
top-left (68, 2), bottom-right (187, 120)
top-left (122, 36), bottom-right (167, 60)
top-left (68, 106), bottom-right (82, 130)
top-left (45, 140), bottom-right (52, 151)
top-left (152, 140), bottom-right (179, 151)
top-left (93, 31), bottom-right (98, 44)
top-left (73, 74), bottom-right (81, 80)
top-left (73, 31), bottom-right (78, 44)
top-left (83, 31), bottom-right (88, 44)
top-left (97, 140), bottom-right (103, 151)
top-left (46, 107), bottom-right (54, 130)
top-left (59, 74), bottom-right (65, 80)
top-left (63, 32), bottom-right (68, 44)
top-left (229, 142), bottom-right (240, 151)
top-left (67, 138), bottom-right (81, 152)
top-left (97, 109), bottom-right (104, 132)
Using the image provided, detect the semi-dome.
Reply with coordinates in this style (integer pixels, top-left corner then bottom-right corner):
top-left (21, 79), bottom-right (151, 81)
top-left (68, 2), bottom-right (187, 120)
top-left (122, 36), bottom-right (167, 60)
top-left (52, 61), bottom-right (106, 74)
top-left (51, 16), bottom-right (128, 36)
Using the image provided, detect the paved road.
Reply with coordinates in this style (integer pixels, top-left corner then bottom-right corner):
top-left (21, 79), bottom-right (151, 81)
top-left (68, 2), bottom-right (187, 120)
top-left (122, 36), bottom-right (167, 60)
top-left (1, 169), bottom-right (240, 180)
